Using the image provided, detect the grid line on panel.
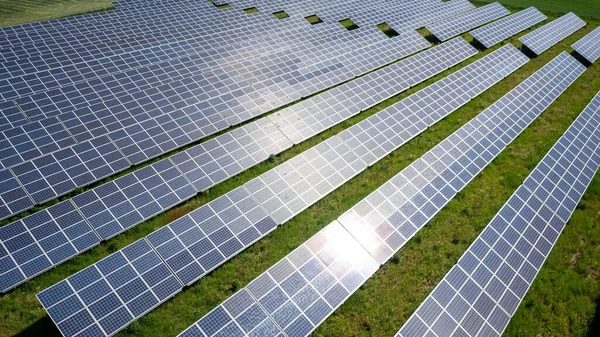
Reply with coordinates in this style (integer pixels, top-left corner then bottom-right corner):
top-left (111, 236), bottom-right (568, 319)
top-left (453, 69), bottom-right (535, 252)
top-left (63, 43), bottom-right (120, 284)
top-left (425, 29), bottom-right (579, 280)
top-left (426, 2), bottom-right (510, 41)
top-left (519, 12), bottom-right (586, 56)
top-left (37, 239), bottom-right (183, 337)
top-left (177, 221), bottom-right (379, 337)
top-left (0, 200), bottom-right (101, 292)
top-left (268, 37), bottom-right (472, 145)
top-left (146, 185), bottom-right (277, 286)
top-left (470, 7), bottom-right (547, 48)
top-left (338, 52), bottom-right (584, 265)
top-left (396, 91), bottom-right (600, 337)
top-left (572, 26), bottom-right (600, 64)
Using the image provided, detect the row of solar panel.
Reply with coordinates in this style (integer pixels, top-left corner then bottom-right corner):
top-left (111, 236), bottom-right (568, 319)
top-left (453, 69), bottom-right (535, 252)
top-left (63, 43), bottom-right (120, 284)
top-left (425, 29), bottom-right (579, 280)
top-left (172, 51), bottom-right (588, 337)
top-left (0, 28), bottom-right (412, 170)
top-left (34, 42), bottom-right (531, 337)
top-left (0, 31), bottom-right (433, 221)
top-left (3, 3), bottom-right (583, 220)
top-left (0, 36), bottom-right (478, 292)
top-left (0, 0), bottom-right (442, 82)
top-left (397, 90), bottom-right (600, 337)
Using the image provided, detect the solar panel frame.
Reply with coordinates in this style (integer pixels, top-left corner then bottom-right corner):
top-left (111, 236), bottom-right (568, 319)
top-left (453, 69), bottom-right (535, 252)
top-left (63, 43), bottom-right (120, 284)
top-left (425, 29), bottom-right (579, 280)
top-left (572, 26), bottom-right (600, 63)
top-left (519, 12), bottom-right (587, 56)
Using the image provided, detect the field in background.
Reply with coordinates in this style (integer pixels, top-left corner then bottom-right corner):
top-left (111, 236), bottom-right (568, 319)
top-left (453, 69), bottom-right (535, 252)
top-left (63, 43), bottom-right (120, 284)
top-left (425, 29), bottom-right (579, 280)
top-left (0, 1), bottom-right (599, 337)
top-left (473, 0), bottom-right (600, 19)
top-left (0, 0), bottom-right (114, 27)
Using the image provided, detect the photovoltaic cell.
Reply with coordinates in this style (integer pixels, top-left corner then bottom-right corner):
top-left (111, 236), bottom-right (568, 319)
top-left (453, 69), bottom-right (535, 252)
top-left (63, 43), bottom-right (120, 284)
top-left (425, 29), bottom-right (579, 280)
top-left (519, 12), bottom-right (586, 56)
top-left (426, 2), bottom-right (510, 41)
top-left (339, 52), bottom-right (585, 264)
top-left (572, 26), bottom-right (600, 64)
top-left (0, 200), bottom-right (100, 292)
top-left (178, 221), bottom-right (379, 337)
top-left (146, 186), bottom-right (277, 285)
top-left (396, 90), bottom-right (600, 337)
top-left (470, 7), bottom-right (547, 48)
top-left (37, 239), bottom-right (183, 337)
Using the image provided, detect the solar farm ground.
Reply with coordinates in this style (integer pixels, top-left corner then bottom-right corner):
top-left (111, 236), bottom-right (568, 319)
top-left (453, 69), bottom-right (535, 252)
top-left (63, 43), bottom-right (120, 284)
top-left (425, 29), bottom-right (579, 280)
top-left (0, 2), bottom-right (599, 337)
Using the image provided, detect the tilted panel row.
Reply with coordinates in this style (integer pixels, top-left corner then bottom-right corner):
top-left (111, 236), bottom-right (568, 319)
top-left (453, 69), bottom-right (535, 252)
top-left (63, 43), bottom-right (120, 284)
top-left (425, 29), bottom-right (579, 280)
top-left (397, 90), bottom-right (600, 337)
top-left (470, 7), bottom-right (547, 49)
top-left (572, 26), bottom-right (600, 64)
top-left (427, 2), bottom-right (510, 41)
top-left (519, 12), bottom-right (586, 56)
top-left (174, 51), bottom-right (585, 337)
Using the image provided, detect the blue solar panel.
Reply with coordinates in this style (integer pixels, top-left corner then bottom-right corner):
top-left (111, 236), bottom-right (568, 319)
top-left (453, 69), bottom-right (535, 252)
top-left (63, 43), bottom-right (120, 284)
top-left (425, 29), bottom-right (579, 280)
top-left (0, 200), bottom-right (100, 292)
top-left (37, 239), bottom-right (182, 337)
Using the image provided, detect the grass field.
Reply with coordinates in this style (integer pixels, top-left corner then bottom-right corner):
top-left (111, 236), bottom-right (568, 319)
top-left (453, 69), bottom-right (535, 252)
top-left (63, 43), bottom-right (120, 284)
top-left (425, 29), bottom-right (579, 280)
top-left (0, 1), bottom-right (600, 337)
top-left (473, 0), bottom-right (600, 19)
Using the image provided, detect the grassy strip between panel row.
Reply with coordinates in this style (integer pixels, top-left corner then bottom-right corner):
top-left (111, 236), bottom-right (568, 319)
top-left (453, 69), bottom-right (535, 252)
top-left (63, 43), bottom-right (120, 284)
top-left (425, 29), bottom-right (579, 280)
top-left (0, 3), bottom-right (599, 337)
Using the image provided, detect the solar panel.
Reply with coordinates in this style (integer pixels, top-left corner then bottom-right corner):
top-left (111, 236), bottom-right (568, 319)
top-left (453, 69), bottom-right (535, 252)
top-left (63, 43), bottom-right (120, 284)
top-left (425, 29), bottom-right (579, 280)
top-left (396, 90), bottom-right (600, 337)
top-left (426, 2), bottom-right (510, 41)
top-left (146, 186), bottom-right (277, 285)
top-left (0, 200), bottom-right (100, 292)
top-left (178, 220), bottom-right (379, 337)
top-left (519, 12), bottom-right (586, 56)
top-left (470, 7), bottom-right (547, 49)
top-left (338, 43), bottom-right (527, 167)
top-left (339, 52), bottom-right (585, 264)
top-left (0, 168), bottom-right (34, 220)
top-left (72, 158), bottom-right (196, 240)
top-left (244, 135), bottom-right (367, 224)
top-left (170, 118), bottom-right (292, 192)
top-left (37, 239), bottom-right (183, 337)
top-left (269, 37), bottom-right (473, 144)
top-left (572, 26), bottom-right (600, 63)
top-left (178, 288), bottom-right (284, 337)
top-left (20, 42), bottom-right (520, 295)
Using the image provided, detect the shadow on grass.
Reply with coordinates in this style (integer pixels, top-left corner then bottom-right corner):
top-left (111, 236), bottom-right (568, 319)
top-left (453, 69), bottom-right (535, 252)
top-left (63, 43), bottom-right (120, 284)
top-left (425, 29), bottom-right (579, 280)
top-left (14, 315), bottom-right (61, 337)
top-left (587, 296), bottom-right (600, 337)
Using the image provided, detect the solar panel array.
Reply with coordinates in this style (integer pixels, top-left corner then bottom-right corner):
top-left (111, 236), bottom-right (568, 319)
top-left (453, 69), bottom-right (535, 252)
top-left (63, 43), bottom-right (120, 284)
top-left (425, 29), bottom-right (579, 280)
top-left (269, 38), bottom-right (474, 144)
top-left (470, 7), bottom-right (547, 48)
top-left (572, 26), bottom-right (600, 64)
top-left (1, 37), bottom-right (475, 293)
top-left (175, 51), bottom-right (587, 337)
top-left (35, 43), bottom-right (534, 335)
top-left (0, 31), bottom-right (432, 221)
top-left (37, 239), bottom-right (183, 337)
top-left (426, 2), bottom-right (510, 41)
top-left (396, 90), bottom-right (600, 337)
top-left (519, 12), bottom-right (587, 56)
top-left (338, 52), bottom-right (584, 264)
top-left (178, 221), bottom-right (379, 337)
top-left (0, 36), bottom-right (475, 291)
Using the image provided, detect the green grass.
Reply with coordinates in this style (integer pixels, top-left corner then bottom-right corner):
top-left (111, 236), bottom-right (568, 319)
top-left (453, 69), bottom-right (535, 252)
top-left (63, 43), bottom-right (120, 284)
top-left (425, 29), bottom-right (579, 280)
top-left (1, 2), bottom-right (600, 337)
top-left (473, 0), bottom-right (600, 19)
top-left (0, 0), bottom-right (114, 27)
